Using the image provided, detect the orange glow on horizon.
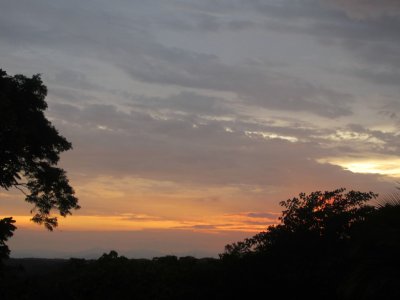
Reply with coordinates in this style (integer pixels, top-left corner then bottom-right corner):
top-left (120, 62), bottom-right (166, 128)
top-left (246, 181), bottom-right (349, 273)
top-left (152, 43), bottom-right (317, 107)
top-left (2, 212), bottom-right (279, 234)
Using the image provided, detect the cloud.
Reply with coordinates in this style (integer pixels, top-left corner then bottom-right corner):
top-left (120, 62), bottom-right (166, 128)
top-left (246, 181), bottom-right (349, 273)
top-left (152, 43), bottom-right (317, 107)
top-left (51, 69), bottom-right (105, 92)
top-left (351, 67), bottom-right (400, 86)
top-left (0, 0), bottom-right (355, 118)
top-left (130, 91), bottom-right (234, 116)
top-left (187, 225), bottom-right (218, 230)
top-left (120, 214), bottom-right (165, 222)
top-left (120, 45), bottom-right (353, 118)
top-left (1, 0), bottom-right (397, 212)
top-left (379, 101), bottom-right (400, 125)
top-left (327, 0), bottom-right (400, 19)
top-left (240, 0), bottom-right (400, 86)
top-left (156, 10), bottom-right (256, 33)
top-left (320, 156), bottom-right (400, 177)
top-left (246, 212), bottom-right (279, 219)
top-left (45, 100), bottom-right (395, 202)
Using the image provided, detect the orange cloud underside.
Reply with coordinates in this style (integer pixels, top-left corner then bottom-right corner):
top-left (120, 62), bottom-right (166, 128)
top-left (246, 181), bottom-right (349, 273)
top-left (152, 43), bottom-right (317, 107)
top-left (2, 212), bottom-right (278, 233)
top-left (2, 176), bottom-right (280, 235)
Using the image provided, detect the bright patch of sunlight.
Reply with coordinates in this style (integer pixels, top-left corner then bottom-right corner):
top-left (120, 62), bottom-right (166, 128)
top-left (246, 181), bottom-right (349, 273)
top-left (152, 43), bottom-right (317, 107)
top-left (318, 156), bottom-right (400, 177)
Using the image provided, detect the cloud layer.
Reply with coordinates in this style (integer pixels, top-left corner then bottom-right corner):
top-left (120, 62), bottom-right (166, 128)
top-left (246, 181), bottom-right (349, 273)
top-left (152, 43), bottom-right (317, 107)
top-left (1, 0), bottom-right (399, 256)
top-left (328, 0), bottom-right (400, 19)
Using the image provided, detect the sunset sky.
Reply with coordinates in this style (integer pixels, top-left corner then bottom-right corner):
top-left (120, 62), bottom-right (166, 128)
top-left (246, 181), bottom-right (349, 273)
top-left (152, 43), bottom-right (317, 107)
top-left (1, 0), bottom-right (400, 258)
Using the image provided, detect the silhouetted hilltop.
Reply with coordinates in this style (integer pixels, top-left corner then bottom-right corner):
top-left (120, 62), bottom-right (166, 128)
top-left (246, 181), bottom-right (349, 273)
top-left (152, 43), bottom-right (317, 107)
top-left (4, 258), bottom-right (68, 276)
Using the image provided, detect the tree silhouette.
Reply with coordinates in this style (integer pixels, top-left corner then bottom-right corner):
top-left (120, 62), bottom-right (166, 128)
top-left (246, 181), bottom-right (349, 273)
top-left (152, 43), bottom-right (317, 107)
top-left (0, 69), bottom-right (79, 258)
top-left (338, 194), bottom-right (400, 299)
top-left (0, 218), bottom-right (16, 262)
top-left (222, 188), bottom-right (376, 258)
top-left (220, 188), bottom-right (379, 299)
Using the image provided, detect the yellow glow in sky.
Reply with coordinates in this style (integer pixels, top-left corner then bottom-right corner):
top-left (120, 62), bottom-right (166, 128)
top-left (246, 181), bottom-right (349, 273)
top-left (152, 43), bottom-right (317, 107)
top-left (319, 156), bottom-right (400, 177)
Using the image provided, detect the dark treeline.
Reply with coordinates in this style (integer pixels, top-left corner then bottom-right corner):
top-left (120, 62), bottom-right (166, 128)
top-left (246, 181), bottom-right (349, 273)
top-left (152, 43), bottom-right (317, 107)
top-left (1, 254), bottom-right (224, 300)
top-left (1, 188), bottom-right (399, 300)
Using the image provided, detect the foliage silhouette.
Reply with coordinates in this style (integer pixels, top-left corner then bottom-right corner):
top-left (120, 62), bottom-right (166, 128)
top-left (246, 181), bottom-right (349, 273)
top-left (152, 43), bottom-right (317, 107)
top-left (222, 188), bottom-right (376, 258)
top-left (338, 193), bottom-right (400, 299)
top-left (0, 218), bottom-right (16, 262)
top-left (0, 69), bottom-right (79, 260)
top-left (220, 188), bottom-right (383, 299)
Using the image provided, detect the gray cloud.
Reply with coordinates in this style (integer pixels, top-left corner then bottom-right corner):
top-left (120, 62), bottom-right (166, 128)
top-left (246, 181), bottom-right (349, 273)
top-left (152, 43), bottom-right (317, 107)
top-left (379, 101), bottom-right (400, 122)
top-left (1, 0), bottom-right (397, 202)
top-left (129, 91), bottom-right (234, 116)
top-left (177, 0), bottom-right (399, 87)
top-left (157, 11), bottom-right (224, 32)
top-left (0, 0), bottom-right (355, 118)
top-left (159, 15), bottom-right (256, 33)
top-left (327, 0), bottom-right (400, 19)
top-left (120, 46), bottom-right (353, 118)
top-left (50, 70), bottom-right (104, 92)
top-left (351, 67), bottom-right (400, 86)
top-left (175, 1), bottom-right (400, 89)
top-left (47, 101), bottom-right (394, 198)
